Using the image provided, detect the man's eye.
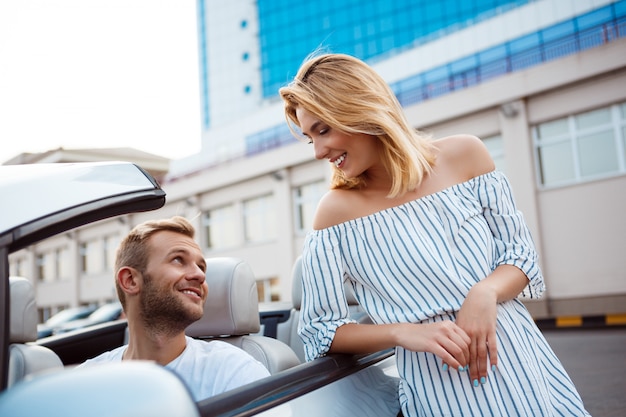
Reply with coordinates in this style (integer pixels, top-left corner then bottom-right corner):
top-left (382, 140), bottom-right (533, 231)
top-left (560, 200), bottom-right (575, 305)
top-left (319, 128), bottom-right (328, 135)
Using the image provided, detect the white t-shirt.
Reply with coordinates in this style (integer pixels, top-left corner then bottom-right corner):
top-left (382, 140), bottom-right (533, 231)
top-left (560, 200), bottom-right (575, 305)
top-left (79, 336), bottom-right (270, 401)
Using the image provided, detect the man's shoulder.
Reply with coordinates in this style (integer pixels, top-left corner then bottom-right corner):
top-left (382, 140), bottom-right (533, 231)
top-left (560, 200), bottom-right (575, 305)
top-left (186, 337), bottom-right (249, 356)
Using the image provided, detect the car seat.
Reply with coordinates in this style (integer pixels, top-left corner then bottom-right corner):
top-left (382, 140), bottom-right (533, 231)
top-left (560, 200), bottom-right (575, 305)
top-left (0, 361), bottom-right (199, 417)
top-left (8, 276), bottom-right (63, 387)
top-left (186, 257), bottom-right (301, 374)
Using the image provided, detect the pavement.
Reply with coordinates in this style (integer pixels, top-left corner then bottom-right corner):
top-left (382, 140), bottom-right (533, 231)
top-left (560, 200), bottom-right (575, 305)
top-left (544, 326), bottom-right (626, 417)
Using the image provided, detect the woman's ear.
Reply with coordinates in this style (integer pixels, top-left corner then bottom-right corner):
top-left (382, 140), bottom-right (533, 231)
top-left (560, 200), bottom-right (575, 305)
top-left (117, 267), bottom-right (141, 295)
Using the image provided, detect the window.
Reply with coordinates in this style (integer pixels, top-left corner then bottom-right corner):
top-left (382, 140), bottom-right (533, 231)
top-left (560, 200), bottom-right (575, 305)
top-left (533, 101), bottom-right (626, 187)
top-left (293, 181), bottom-right (326, 233)
top-left (203, 204), bottom-right (239, 250)
top-left (9, 257), bottom-right (26, 277)
top-left (257, 277), bottom-right (281, 302)
top-left (243, 194), bottom-right (276, 243)
top-left (36, 252), bottom-right (55, 283)
top-left (80, 239), bottom-right (103, 275)
top-left (55, 246), bottom-right (72, 281)
top-left (482, 135), bottom-right (506, 173)
top-left (103, 235), bottom-right (118, 272)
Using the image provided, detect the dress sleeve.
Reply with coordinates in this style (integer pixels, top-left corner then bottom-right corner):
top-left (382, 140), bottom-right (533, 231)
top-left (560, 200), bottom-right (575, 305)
top-left (476, 171), bottom-right (545, 299)
top-left (298, 228), bottom-right (356, 361)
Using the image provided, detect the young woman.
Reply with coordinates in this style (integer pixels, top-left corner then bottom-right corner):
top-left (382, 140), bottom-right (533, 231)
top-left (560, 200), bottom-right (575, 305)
top-left (279, 53), bottom-right (589, 416)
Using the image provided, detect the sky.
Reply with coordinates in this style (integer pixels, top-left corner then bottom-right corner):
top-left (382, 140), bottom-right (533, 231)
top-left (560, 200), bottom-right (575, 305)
top-left (0, 0), bottom-right (202, 164)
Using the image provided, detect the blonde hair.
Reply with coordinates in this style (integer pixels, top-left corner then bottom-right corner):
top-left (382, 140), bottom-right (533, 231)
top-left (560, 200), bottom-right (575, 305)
top-left (114, 216), bottom-right (196, 308)
top-left (279, 53), bottom-right (435, 198)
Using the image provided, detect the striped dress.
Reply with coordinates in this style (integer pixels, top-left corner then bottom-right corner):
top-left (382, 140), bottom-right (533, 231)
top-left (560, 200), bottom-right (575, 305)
top-left (299, 171), bottom-right (590, 417)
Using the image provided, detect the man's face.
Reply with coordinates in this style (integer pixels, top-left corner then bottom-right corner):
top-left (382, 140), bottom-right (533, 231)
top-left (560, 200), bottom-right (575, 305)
top-left (138, 230), bottom-right (208, 333)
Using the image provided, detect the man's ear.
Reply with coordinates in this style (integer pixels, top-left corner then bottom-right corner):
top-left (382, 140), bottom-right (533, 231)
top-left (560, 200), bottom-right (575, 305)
top-left (117, 267), bottom-right (141, 295)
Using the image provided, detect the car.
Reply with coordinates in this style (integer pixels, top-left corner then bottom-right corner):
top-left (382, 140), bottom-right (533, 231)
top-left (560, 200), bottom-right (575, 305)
top-left (37, 305), bottom-right (98, 339)
top-left (0, 161), bottom-right (400, 417)
top-left (52, 302), bottom-right (123, 335)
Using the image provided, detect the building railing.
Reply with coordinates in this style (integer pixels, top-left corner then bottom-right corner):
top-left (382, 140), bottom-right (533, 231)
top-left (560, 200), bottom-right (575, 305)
top-left (393, 16), bottom-right (625, 106)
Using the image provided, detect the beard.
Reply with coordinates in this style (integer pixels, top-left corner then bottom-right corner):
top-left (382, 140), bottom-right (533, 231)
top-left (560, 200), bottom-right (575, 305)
top-left (139, 271), bottom-right (204, 336)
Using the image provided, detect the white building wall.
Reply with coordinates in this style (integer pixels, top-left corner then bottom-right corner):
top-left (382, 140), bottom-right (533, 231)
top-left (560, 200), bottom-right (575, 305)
top-left (9, 4), bottom-right (626, 322)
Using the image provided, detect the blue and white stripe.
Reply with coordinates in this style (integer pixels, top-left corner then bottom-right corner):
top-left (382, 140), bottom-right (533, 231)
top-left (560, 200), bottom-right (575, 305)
top-left (298, 171), bottom-right (589, 416)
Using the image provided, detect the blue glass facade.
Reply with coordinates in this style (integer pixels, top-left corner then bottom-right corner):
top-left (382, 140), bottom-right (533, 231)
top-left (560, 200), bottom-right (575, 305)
top-left (257, 0), bottom-right (530, 99)
top-left (246, 0), bottom-right (626, 156)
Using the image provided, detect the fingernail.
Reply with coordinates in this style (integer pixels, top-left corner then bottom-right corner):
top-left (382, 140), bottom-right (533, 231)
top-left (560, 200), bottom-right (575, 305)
top-left (473, 379), bottom-right (479, 387)
top-left (465, 365), bottom-right (470, 371)
top-left (442, 363), bottom-right (448, 371)
top-left (458, 365), bottom-right (464, 371)
top-left (480, 377), bottom-right (486, 384)
top-left (491, 365), bottom-right (497, 372)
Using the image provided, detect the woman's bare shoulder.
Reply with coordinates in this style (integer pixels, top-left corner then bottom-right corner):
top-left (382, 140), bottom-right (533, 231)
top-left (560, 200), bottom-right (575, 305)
top-left (312, 189), bottom-right (365, 230)
top-left (434, 134), bottom-right (495, 179)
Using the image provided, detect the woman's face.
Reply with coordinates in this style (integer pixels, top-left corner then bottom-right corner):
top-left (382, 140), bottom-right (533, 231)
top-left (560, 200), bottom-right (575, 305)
top-left (296, 107), bottom-right (384, 180)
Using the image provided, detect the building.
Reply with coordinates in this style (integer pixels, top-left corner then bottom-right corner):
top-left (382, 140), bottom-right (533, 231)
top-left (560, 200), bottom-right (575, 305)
top-left (9, 0), bottom-right (626, 322)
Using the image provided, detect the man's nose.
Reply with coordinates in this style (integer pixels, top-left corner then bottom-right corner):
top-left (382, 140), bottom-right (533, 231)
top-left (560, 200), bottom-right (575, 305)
top-left (188, 264), bottom-right (206, 282)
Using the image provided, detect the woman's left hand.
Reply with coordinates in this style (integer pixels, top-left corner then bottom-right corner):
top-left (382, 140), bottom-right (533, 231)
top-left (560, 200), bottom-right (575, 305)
top-left (455, 282), bottom-right (498, 387)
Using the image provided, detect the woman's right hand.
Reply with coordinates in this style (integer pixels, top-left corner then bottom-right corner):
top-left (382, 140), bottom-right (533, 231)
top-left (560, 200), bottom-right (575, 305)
top-left (394, 321), bottom-right (471, 370)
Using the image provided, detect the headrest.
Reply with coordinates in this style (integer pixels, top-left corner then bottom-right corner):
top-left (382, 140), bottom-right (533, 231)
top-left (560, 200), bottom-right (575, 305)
top-left (9, 276), bottom-right (38, 343)
top-left (0, 361), bottom-right (199, 417)
top-left (186, 257), bottom-right (260, 337)
top-left (291, 255), bottom-right (360, 310)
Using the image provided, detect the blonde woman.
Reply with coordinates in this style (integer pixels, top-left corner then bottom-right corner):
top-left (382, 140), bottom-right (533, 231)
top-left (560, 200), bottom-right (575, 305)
top-left (280, 53), bottom-right (589, 417)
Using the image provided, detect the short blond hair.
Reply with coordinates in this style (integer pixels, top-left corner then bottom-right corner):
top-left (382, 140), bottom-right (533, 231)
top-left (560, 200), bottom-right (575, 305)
top-left (114, 216), bottom-right (196, 308)
top-left (279, 53), bottom-right (435, 198)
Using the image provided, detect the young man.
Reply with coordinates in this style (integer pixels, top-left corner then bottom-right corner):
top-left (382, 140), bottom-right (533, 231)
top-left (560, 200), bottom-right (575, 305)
top-left (78, 216), bottom-right (270, 400)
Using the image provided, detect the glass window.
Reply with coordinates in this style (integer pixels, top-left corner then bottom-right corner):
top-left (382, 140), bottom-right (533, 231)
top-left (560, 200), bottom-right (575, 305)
top-left (36, 252), bottom-right (55, 283)
top-left (203, 204), bottom-right (238, 250)
top-left (243, 194), bottom-right (276, 243)
top-left (482, 135), bottom-right (506, 173)
top-left (534, 101), bottom-right (626, 187)
top-left (575, 107), bottom-right (611, 130)
top-left (537, 141), bottom-right (575, 185)
top-left (103, 235), bottom-right (118, 272)
top-left (56, 246), bottom-right (72, 281)
top-left (293, 181), bottom-right (326, 233)
top-left (537, 118), bottom-right (568, 140)
top-left (80, 240), bottom-right (102, 275)
top-left (9, 257), bottom-right (26, 277)
top-left (542, 20), bottom-right (576, 42)
top-left (578, 131), bottom-right (618, 176)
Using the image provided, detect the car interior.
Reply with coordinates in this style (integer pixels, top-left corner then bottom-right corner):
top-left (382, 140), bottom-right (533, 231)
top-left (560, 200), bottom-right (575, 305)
top-left (186, 256), bottom-right (301, 374)
top-left (4, 255), bottom-right (398, 417)
top-left (7, 257), bottom-right (304, 387)
top-left (7, 276), bottom-right (63, 388)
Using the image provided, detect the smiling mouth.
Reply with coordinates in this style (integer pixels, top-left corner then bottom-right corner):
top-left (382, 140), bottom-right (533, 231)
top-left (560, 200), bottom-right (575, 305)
top-left (180, 289), bottom-right (202, 299)
top-left (333, 153), bottom-right (346, 168)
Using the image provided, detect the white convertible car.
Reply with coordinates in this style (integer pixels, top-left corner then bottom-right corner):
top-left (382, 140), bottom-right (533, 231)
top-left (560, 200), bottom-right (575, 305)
top-left (0, 161), bottom-right (400, 417)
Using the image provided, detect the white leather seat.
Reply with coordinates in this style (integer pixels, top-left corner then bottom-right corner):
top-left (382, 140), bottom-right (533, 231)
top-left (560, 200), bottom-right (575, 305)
top-left (8, 276), bottom-right (63, 387)
top-left (0, 361), bottom-right (199, 417)
top-left (186, 257), bottom-right (300, 374)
